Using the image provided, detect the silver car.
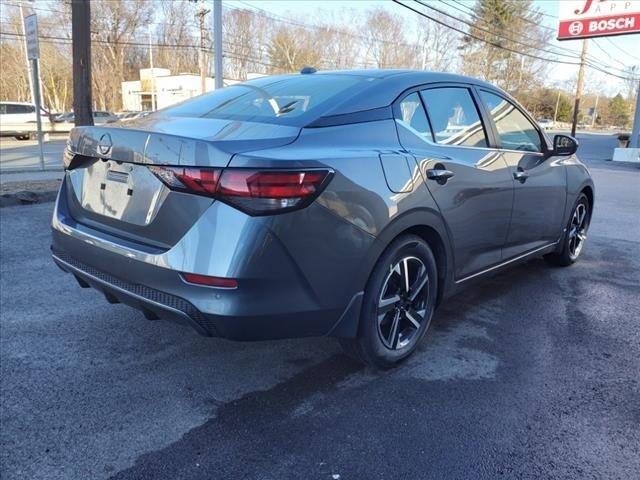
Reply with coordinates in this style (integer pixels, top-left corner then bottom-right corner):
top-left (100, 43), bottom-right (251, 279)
top-left (51, 70), bottom-right (593, 367)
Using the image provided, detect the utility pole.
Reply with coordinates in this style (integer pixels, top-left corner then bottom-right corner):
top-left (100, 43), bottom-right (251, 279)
top-left (197, 5), bottom-right (210, 94)
top-left (553, 90), bottom-right (561, 126)
top-left (571, 39), bottom-right (588, 137)
top-left (148, 25), bottom-right (156, 111)
top-left (590, 95), bottom-right (599, 128)
top-left (71, 0), bottom-right (93, 126)
top-left (213, 0), bottom-right (223, 89)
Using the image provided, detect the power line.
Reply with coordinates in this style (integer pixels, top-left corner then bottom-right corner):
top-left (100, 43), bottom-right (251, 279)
top-left (392, 0), bottom-right (635, 81)
top-left (445, 0), bottom-right (638, 75)
top-left (417, 0), bottom-right (632, 76)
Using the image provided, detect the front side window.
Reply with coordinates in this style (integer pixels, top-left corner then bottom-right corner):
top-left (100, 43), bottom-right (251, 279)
top-left (420, 87), bottom-right (488, 148)
top-left (397, 92), bottom-right (431, 138)
top-left (479, 91), bottom-right (542, 153)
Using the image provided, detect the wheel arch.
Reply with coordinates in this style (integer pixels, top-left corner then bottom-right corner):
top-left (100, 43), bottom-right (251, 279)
top-left (581, 184), bottom-right (594, 215)
top-left (363, 209), bottom-right (454, 307)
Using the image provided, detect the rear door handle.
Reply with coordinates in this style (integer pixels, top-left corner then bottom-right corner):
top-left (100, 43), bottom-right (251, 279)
top-left (426, 168), bottom-right (455, 185)
top-left (513, 169), bottom-right (529, 183)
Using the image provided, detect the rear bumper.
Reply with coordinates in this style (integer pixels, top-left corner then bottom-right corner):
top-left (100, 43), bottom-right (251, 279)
top-left (51, 247), bottom-right (363, 340)
top-left (51, 178), bottom-right (367, 340)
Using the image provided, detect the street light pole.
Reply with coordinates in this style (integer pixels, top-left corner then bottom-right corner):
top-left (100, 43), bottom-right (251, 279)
top-left (213, 0), bottom-right (223, 89)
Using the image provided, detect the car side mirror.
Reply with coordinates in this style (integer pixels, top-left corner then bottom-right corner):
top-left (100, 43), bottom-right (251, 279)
top-left (553, 134), bottom-right (578, 156)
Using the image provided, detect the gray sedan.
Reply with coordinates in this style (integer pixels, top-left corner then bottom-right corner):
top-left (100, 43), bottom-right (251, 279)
top-left (51, 70), bottom-right (593, 367)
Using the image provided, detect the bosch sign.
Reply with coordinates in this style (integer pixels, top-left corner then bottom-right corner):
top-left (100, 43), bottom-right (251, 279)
top-left (558, 0), bottom-right (640, 40)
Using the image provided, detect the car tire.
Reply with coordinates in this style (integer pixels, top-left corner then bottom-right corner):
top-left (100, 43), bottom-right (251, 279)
top-left (340, 234), bottom-right (438, 368)
top-left (545, 193), bottom-right (590, 267)
top-left (15, 134), bottom-right (30, 141)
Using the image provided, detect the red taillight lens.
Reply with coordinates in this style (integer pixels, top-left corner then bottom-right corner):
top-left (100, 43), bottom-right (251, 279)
top-left (218, 170), bottom-right (327, 198)
top-left (182, 273), bottom-right (238, 289)
top-left (148, 166), bottom-right (221, 196)
top-left (149, 166), bottom-right (332, 215)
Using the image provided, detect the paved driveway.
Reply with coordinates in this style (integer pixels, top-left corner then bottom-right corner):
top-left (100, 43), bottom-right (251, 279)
top-left (1, 147), bottom-right (639, 479)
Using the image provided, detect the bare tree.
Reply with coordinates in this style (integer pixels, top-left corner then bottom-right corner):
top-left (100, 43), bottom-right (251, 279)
top-left (460, 0), bottom-right (550, 94)
top-left (267, 25), bottom-right (322, 73)
top-left (363, 9), bottom-right (415, 69)
top-left (223, 8), bottom-right (269, 79)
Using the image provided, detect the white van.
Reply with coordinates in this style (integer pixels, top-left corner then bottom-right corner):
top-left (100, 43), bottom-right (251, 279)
top-left (0, 102), bottom-right (39, 140)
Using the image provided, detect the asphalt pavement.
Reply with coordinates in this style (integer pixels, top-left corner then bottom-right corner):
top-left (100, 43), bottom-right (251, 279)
top-left (0, 136), bottom-right (67, 172)
top-left (1, 135), bottom-right (639, 479)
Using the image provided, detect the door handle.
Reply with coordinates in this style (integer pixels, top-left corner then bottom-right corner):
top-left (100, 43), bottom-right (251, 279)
top-left (513, 169), bottom-right (529, 183)
top-left (426, 168), bottom-right (455, 185)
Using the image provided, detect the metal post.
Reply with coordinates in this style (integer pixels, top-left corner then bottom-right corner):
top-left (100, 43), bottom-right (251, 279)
top-left (213, 0), bottom-right (223, 89)
top-left (631, 80), bottom-right (640, 148)
top-left (19, 3), bottom-right (35, 107)
top-left (31, 58), bottom-right (45, 170)
top-left (571, 39), bottom-right (588, 137)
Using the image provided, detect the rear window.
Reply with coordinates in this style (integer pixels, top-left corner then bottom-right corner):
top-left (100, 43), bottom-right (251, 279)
top-left (163, 74), bottom-right (371, 126)
top-left (2, 103), bottom-right (35, 114)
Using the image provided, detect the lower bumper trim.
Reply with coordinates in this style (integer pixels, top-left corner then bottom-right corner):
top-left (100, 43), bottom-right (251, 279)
top-left (51, 251), bottom-right (217, 337)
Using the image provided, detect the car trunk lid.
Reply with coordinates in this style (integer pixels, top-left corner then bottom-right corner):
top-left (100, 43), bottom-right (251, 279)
top-left (65, 117), bottom-right (300, 248)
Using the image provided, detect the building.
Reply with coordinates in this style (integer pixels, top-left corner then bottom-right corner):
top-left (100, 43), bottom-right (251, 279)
top-left (121, 68), bottom-right (254, 112)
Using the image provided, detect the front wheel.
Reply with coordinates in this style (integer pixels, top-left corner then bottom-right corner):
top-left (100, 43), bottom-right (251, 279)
top-left (340, 234), bottom-right (438, 368)
top-left (545, 193), bottom-right (590, 266)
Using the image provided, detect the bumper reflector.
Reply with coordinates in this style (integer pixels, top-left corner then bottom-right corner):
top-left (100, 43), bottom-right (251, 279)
top-left (181, 273), bottom-right (238, 289)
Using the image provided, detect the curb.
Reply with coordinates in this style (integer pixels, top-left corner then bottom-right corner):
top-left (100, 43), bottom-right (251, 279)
top-left (0, 189), bottom-right (58, 208)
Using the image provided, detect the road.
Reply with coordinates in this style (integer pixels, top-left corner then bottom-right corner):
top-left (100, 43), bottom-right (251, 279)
top-left (1, 135), bottom-right (639, 479)
top-left (0, 136), bottom-right (67, 172)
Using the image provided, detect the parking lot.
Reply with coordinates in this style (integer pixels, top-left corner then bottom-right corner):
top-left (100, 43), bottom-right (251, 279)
top-left (1, 133), bottom-right (639, 479)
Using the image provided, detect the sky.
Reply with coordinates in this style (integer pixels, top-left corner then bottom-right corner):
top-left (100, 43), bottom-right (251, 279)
top-left (228, 0), bottom-right (640, 97)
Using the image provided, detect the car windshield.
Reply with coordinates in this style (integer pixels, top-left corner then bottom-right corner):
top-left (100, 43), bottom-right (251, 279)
top-left (162, 74), bottom-right (372, 126)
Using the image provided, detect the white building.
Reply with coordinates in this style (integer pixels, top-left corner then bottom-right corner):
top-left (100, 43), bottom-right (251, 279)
top-left (121, 68), bottom-right (252, 112)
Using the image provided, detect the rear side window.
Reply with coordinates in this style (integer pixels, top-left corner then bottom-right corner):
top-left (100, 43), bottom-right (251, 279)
top-left (420, 87), bottom-right (488, 148)
top-left (397, 93), bottom-right (431, 137)
top-left (479, 91), bottom-right (542, 152)
top-left (4, 104), bottom-right (34, 114)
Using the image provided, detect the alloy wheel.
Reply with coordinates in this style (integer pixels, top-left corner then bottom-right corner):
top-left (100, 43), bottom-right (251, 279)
top-left (377, 256), bottom-right (429, 350)
top-left (568, 203), bottom-right (588, 260)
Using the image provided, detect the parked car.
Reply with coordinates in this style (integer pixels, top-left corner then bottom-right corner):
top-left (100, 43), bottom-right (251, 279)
top-left (53, 110), bottom-right (119, 124)
top-left (537, 118), bottom-right (554, 130)
top-left (0, 101), bottom-right (41, 140)
top-left (51, 70), bottom-right (594, 367)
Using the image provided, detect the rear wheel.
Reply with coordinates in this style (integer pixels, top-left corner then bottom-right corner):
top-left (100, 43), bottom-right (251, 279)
top-left (340, 234), bottom-right (438, 368)
top-left (545, 193), bottom-right (590, 266)
top-left (15, 133), bottom-right (31, 140)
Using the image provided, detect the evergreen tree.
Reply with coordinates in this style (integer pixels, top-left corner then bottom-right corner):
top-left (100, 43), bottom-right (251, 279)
top-left (460, 0), bottom-right (550, 94)
top-left (608, 94), bottom-right (630, 127)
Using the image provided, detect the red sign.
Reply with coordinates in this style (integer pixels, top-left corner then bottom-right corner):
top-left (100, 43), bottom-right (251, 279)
top-left (558, 0), bottom-right (640, 40)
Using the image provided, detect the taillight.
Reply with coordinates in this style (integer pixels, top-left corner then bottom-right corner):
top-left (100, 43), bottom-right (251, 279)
top-left (149, 166), bottom-right (333, 215)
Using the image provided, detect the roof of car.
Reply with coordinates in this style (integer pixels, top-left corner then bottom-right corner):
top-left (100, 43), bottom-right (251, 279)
top-left (0, 101), bottom-right (35, 106)
top-left (311, 69), bottom-right (500, 118)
